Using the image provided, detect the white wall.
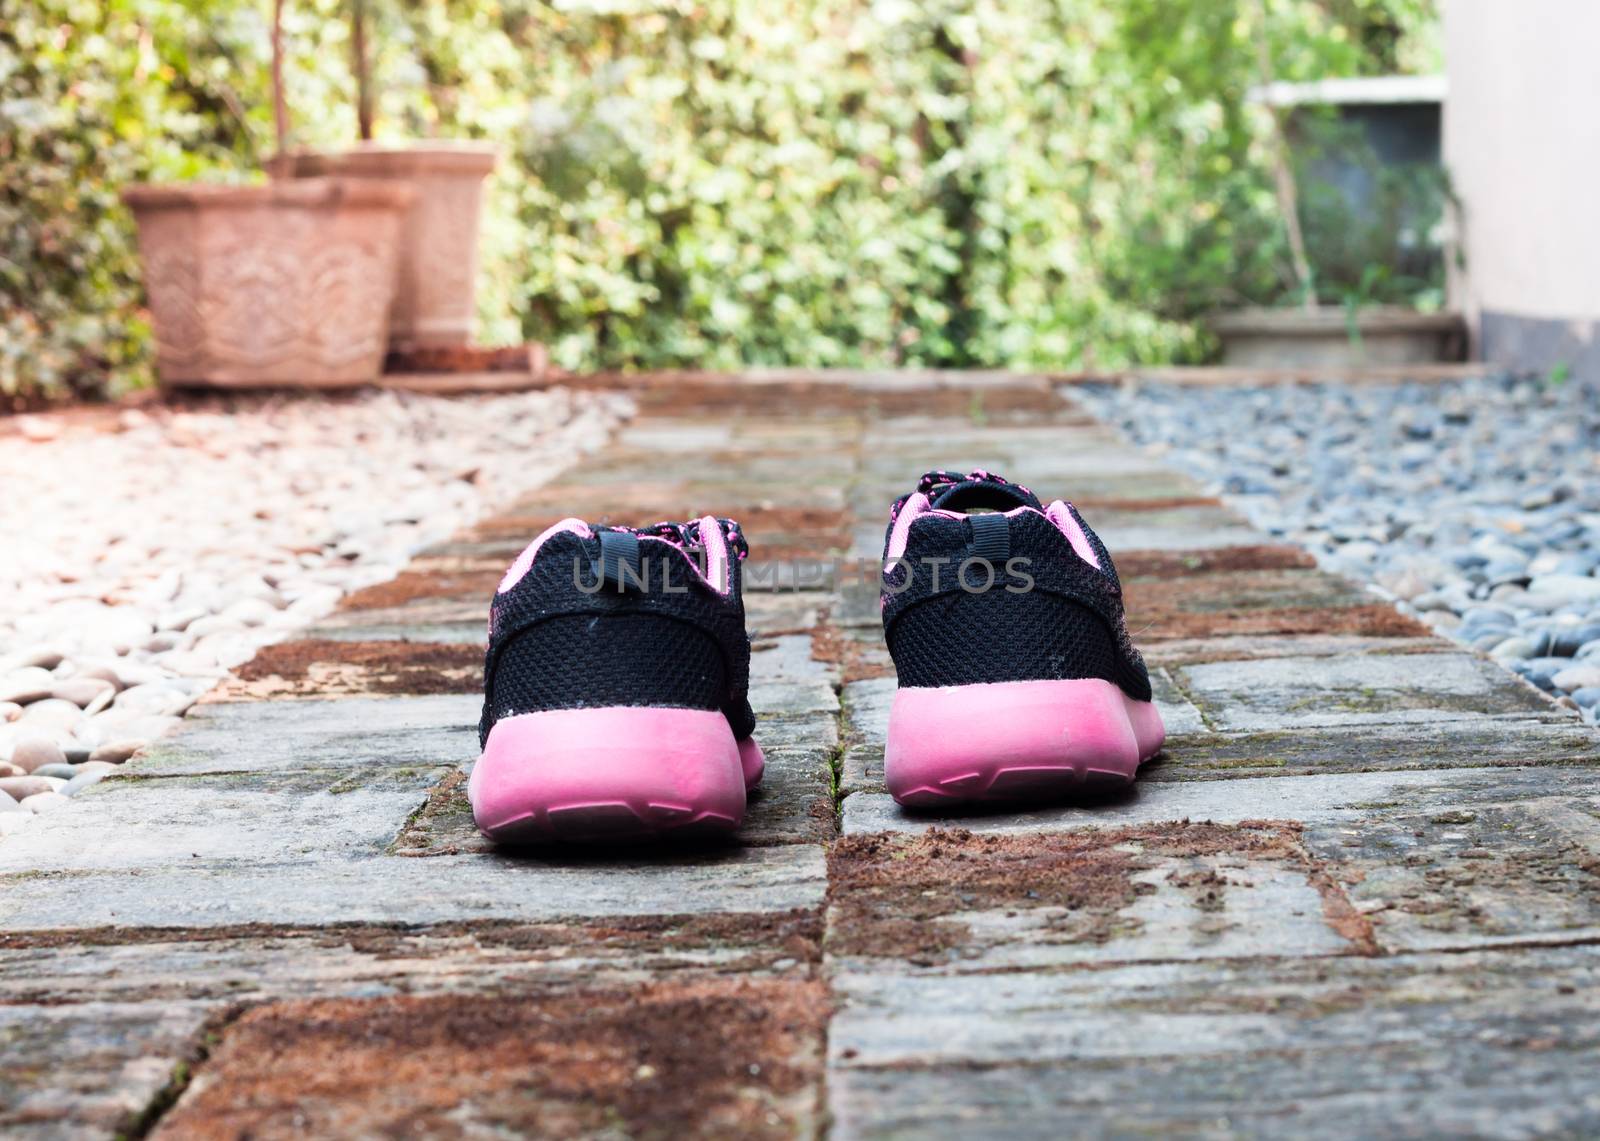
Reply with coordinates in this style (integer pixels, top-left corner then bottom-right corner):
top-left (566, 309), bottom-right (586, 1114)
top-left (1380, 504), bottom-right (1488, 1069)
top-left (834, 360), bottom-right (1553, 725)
top-left (1445, 0), bottom-right (1600, 372)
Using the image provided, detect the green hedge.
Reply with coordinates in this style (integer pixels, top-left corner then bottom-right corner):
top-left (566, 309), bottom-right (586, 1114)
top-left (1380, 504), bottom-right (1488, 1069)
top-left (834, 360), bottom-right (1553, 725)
top-left (1, 0), bottom-right (1435, 401)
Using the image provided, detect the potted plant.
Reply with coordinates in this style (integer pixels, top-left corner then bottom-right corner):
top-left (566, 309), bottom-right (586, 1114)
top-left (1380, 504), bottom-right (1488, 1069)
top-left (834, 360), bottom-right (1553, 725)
top-left (122, 0), bottom-right (410, 388)
top-left (291, 0), bottom-right (498, 353)
top-left (1212, 59), bottom-right (1465, 368)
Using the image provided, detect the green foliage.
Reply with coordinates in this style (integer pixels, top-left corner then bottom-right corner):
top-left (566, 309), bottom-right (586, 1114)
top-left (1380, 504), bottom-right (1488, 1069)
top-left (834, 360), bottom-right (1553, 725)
top-left (3, 0), bottom-right (1437, 400)
top-left (1290, 114), bottom-right (1451, 310)
top-left (0, 0), bottom-right (267, 403)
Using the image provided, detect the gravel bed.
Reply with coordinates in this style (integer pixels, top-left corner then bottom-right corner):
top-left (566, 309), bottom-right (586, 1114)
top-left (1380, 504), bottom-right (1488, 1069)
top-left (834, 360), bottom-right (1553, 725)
top-left (1078, 373), bottom-right (1600, 723)
top-left (0, 388), bottom-right (628, 827)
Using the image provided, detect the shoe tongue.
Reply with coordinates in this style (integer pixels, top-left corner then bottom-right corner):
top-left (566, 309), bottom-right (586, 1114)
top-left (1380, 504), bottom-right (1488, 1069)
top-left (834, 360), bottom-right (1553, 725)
top-left (927, 476), bottom-right (1042, 514)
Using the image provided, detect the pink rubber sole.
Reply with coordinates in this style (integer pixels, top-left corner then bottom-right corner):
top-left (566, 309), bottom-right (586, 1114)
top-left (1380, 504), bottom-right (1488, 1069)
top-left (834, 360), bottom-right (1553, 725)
top-left (470, 707), bottom-right (764, 843)
top-left (884, 678), bottom-right (1165, 808)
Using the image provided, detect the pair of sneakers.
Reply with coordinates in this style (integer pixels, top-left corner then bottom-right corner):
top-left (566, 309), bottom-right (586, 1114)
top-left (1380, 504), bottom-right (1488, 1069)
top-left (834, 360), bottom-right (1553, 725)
top-left (472, 469), bottom-right (1165, 843)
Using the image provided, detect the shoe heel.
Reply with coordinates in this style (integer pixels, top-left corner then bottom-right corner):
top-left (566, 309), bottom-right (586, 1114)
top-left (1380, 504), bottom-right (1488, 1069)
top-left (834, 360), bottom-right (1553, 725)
top-left (470, 706), bottom-right (751, 842)
top-left (884, 678), bottom-right (1164, 808)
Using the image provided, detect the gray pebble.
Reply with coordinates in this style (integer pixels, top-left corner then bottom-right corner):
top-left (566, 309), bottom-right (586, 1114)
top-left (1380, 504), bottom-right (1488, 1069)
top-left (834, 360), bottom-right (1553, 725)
top-left (1484, 557), bottom-right (1530, 586)
top-left (1461, 606), bottom-right (1516, 628)
top-left (1553, 665), bottom-right (1600, 692)
top-left (1551, 624), bottom-right (1600, 658)
top-left (1078, 374), bottom-right (1600, 697)
top-left (60, 770), bottom-right (109, 797)
top-left (1491, 636), bottom-right (1538, 663)
top-left (1527, 574), bottom-right (1600, 608)
top-left (29, 763), bottom-right (80, 780)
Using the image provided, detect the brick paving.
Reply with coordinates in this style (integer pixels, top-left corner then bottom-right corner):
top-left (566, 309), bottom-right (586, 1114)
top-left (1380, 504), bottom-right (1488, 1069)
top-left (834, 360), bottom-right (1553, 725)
top-left (6, 373), bottom-right (1600, 1138)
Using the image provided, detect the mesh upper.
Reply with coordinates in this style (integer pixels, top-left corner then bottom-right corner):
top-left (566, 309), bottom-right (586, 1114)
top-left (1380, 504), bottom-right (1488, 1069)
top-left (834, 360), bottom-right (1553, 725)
top-left (890, 591), bottom-right (1143, 690)
top-left (485, 613), bottom-right (727, 722)
top-left (881, 473), bottom-right (1152, 702)
top-left (480, 525), bottom-right (755, 745)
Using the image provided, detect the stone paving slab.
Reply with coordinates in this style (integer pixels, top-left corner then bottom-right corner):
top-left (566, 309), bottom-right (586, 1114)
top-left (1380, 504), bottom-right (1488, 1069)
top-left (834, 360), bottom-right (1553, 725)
top-left (0, 844), bottom-right (827, 932)
top-left (750, 635), bottom-right (840, 722)
top-left (153, 979), bottom-right (829, 1139)
top-left (1147, 717), bottom-right (1600, 782)
top-left (0, 766), bottom-right (445, 872)
top-left (1087, 505), bottom-right (1264, 552)
top-left (827, 944), bottom-right (1600, 1065)
top-left (0, 911), bottom-right (823, 1007)
top-left (1303, 798), bottom-right (1600, 952)
top-left (1148, 668), bottom-right (1208, 735)
top-left (843, 765), bottom-right (1600, 957)
top-left (308, 605), bottom-right (486, 646)
top-left (758, 710), bottom-right (841, 754)
top-left (856, 434), bottom-right (1181, 482)
top-left (744, 591), bottom-right (827, 637)
top-left (842, 763), bottom-right (1600, 837)
top-left (136, 694), bottom-right (479, 775)
top-left (825, 825), bottom-right (1357, 974)
top-left (501, 478), bottom-right (849, 522)
top-left (828, 945), bottom-right (1600, 1140)
top-left (1142, 631), bottom-right (1448, 666)
top-left (0, 1001), bottom-right (215, 1139)
top-left (1178, 651), bottom-right (1557, 730)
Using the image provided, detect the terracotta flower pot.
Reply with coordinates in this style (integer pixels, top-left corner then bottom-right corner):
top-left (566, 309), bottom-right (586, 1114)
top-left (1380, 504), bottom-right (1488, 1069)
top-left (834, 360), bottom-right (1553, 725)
top-left (292, 142), bottom-right (498, 350)
top-left (123, 179), bottom-right (413, 388)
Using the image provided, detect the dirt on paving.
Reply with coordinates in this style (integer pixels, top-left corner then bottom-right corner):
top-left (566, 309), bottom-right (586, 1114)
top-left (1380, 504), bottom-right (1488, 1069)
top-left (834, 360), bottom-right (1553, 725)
top-left (1124, 569), bottom-right (1432, 641)
top-left (228, 640), bottom-right (481, 697)
top-left (809, 609), bottom-right (893, 683)
top-left (599, 377), bottom-right (1076, 421)
top-left (153, 978), bottom-right (829, 1140)
top-left (0, 910), bottom-right (824, 970)
top-left (826, 823), bottom-right (1376, 963)
top-left (1116, 546), bottom-right (1318, 578)
top-left (337, 569), bottom-right (501, 611)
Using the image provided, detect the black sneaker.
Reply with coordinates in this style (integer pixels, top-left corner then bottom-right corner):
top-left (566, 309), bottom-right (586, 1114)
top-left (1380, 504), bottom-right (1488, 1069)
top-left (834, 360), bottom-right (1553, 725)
top-left (471, 515), bottom-right (763, 842)
top-left (879, 469), bottom-right (1164, 807)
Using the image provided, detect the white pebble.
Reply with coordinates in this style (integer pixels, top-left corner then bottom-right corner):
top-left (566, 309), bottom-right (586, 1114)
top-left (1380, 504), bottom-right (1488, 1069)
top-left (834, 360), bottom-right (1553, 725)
top-left (10, 735), bottom-right (66, 774)
top-left (87, 741), bottom-right (144, 764)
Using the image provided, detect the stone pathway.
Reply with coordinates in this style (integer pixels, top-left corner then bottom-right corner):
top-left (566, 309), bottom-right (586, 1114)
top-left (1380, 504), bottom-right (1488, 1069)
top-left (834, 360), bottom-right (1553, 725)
top-left (5, 373), bottom-right (1600, 1138)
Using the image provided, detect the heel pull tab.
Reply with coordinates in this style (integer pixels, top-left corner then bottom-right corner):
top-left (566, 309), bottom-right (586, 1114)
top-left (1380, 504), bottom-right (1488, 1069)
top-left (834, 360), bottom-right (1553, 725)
top-left (968, 512), bottom-right (1010, 563)
top-left (596, 530), bottom-right (644, 592)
